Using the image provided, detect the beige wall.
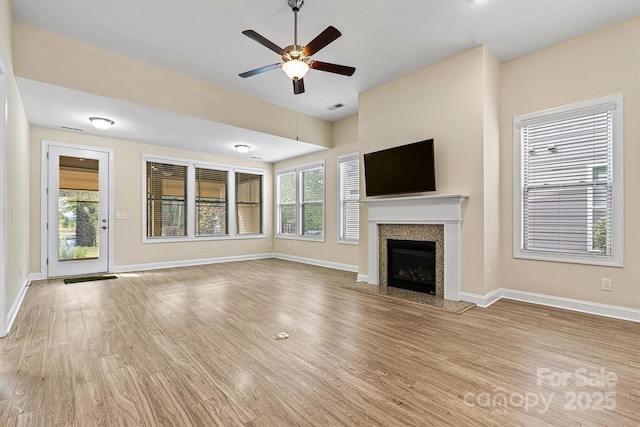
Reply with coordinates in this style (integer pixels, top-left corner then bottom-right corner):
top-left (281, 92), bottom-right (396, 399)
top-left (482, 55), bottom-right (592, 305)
top-left (29, 127), bottom-right (274, 272)
top-left (1, 0), bottom-right (31, 314)
top-left (499, 17), bottom-right (640, 309)
top-left (482, 48), bottom-right (502, 293)
top-left (272, 115), bottom-right (359, 268)
top-left (358, 46), bottom-right (496, 295)
top-left (12, 23), bottom-right (332, 149)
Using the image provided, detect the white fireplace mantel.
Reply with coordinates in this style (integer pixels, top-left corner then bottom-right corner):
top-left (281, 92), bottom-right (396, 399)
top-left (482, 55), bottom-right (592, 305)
top-left (361, 194), bottom-right (469, 301)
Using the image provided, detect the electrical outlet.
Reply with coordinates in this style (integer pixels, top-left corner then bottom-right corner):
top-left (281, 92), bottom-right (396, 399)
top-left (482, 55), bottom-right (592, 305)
top-left (601, 278), bottom-right (613, 291)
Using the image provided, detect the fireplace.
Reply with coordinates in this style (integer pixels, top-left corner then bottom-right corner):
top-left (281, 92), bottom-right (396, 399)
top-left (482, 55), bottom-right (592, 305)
top-left (387, 239), bottom-right (436, 294)
top-left (361, 194), bottom-right (468, 301)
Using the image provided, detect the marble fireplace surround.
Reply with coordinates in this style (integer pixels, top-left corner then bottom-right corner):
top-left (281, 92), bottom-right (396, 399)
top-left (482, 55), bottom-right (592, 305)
top-left (361, 194), bottom-right (469, 301)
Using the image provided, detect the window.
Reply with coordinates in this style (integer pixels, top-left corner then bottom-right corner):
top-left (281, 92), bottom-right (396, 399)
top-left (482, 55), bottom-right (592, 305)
top-left (144, 156), bottom-right (265, 241)
top-left (338, 154), bottom-right (359, 242)
top-left (236, 172), bottom-right (263, 234)
top-left (301, 166), bottom-right (324, 236)
top-left (146, 161), bottom-right (188, 237)
top-left (277, 171), bottom-right (297, 235)
top-left (514, 94), bottom-right (623, 266)
top-left (195, 167), bottom-right (227, 235)
top-left (276, 162), bottom-right (324, 239)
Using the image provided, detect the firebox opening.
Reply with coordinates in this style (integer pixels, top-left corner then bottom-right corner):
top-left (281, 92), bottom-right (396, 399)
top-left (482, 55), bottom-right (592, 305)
top-left (387, 239), bottom-right (436, 295)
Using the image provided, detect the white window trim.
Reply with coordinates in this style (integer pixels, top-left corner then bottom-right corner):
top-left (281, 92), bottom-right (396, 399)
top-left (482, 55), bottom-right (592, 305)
top-left (337, 152), bottom-right (360, 245)
top-left (142, 154), bottom-right (266, 243)
top-left (275, 160), bottom-right (325, 242)
top-left (512, 94), bottom-right (624, 267)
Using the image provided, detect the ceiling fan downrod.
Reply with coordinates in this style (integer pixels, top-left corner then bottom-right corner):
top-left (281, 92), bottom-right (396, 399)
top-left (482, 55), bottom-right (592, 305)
top-left (288, 0), bottom-right (304, 51)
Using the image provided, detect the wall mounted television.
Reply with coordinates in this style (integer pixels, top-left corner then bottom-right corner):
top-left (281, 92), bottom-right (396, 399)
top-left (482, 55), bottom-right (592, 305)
top-left (364, 139), bottom-right (436, 197)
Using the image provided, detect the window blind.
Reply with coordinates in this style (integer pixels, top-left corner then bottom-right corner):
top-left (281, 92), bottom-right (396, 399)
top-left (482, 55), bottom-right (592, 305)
top-left (195, 167), bottom-right (228, 235)
top-left (146, 162), bottom-right (188, 237)
top-left (338, 156), bottom-right (359, 241)
top-left (519, 109), bottom-right (613, 255)
top-left (235, 172), bottom-right (263, 234)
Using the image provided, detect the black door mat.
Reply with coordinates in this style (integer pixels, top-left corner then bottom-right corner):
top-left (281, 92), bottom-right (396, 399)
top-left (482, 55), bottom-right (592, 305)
top-left (63, 275), bottom-right (117, 284)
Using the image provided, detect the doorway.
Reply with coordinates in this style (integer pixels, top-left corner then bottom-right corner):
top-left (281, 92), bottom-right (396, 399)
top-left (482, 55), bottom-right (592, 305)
top-left (46, 144), bottom-right (112, 278)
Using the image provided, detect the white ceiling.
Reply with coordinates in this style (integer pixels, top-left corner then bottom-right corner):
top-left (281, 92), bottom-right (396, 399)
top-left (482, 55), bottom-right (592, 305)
top-left (11, 0), bottom-right (640, 162)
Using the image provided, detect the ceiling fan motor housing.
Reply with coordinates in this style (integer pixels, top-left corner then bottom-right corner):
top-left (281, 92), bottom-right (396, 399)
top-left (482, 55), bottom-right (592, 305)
top-left (288, 0), bottom-right (304, 11)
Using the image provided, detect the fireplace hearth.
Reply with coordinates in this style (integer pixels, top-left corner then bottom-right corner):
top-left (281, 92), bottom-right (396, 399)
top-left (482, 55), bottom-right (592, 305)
top-left (387, 239), bottom-right (436, 294)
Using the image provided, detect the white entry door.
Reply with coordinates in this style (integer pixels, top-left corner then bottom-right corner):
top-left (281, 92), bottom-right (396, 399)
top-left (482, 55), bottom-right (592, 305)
top-left (47, 145), bottom-right (110, 277)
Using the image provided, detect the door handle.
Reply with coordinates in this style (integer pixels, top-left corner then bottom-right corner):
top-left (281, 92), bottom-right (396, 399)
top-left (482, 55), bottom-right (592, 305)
top-left (101, 226), bottom-right (108, 230)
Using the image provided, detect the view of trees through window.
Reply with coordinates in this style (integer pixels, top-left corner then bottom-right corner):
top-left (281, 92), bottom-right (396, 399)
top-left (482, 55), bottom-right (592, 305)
top-left (301, 168), bottom-right (323, 236)
top-left (58, 189), bottom-right (99, 260)
top-left (195, 168), bottom-right (227, 235)
top-left (278, 172), bottom-right (296, 234)
top-left (277, 164), bottom-right (324, 237)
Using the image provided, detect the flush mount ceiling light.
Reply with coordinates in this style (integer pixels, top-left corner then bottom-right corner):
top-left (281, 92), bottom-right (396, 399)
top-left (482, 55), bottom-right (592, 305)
top-left (235, 144), bottom-right (251, 154)
top-left (89, 117), bottom-right (115, 130)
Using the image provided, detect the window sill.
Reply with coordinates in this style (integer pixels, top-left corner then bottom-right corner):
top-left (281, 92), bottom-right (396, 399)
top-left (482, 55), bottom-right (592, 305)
top-left (143, 234), bottom-right (265, 244)
top-left (276, 234), bottom-right (325, 243)
top-left (338, 239), bottom-right (359, 246)
top-left (514, 250), bottom-right (623, 267)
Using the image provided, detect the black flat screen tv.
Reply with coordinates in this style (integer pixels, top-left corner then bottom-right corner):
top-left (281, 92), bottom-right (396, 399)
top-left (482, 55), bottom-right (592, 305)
top-left (364, 139), bottom-right (436, 197)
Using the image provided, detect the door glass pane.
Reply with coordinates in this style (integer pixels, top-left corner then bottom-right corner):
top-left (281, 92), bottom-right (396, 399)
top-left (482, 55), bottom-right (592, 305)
top-left (58, 156), bottom-right (100, 261)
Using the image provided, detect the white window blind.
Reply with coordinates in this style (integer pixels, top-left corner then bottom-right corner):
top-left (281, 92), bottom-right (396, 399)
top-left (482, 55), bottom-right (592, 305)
top-left (338, 155), bottom-right (359, 241)
top-left (144, 156), bottom-right (265, 242)
top-left (195, 167), bottom-right (227, 236)
top-left (236, 172), bottom-right (263, 234)
top-left (146, 161), bottom-right (188, 238)
top-left (515, 95), bottom-right (623, 265)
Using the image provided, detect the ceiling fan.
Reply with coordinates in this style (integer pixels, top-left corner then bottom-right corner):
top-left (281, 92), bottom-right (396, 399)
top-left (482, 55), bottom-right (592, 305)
top-left (239, 0), bottom-right (356, 95)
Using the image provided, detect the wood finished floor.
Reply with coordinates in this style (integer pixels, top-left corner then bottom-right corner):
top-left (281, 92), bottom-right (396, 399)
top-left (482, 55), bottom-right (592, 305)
top-left (1, 259), bottom-right (638, 426)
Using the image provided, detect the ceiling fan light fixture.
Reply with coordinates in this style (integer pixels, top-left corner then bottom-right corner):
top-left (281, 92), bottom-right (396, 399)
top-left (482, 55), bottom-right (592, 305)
top-left (282, 59), bottom-right (309, 80)
top-left (89, 117), bottom-right (115, 130)
top-left (234, 144), bottom-right (251, 154)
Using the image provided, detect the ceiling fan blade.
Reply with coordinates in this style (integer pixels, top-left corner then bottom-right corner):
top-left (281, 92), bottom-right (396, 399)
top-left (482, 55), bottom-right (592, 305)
top-left (310, 61), bottom-right (355, 76)
top-left (303, 26), bottom-right (341, 56)
top-left (293, 78), bottom-right (305, 95)
top-left (239, 63), bottom-right (282, 78)
top-left (242, 30), bottom-right (286, 55)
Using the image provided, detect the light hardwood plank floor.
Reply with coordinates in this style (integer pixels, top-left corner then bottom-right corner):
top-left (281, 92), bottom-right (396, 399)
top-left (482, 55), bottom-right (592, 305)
top-left (1, 259), bottom-right (638, 426)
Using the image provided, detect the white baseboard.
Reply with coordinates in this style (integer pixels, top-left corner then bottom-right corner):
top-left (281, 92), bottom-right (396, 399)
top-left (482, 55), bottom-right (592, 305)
top-left (356, 274), bottom-right (370, 283)
top-left (460, 288), bottom-right (640, 323)
top-left (113, 253), bottom-right (274, 273)
top-left (273, 253), bottom-right (358, 273)
top-left (5, 274), bottom-right (36, 334)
